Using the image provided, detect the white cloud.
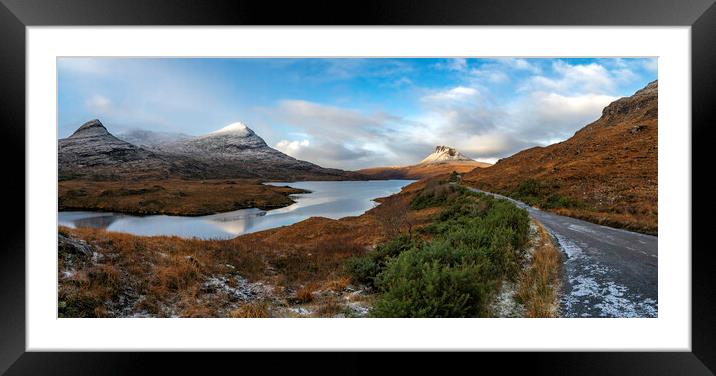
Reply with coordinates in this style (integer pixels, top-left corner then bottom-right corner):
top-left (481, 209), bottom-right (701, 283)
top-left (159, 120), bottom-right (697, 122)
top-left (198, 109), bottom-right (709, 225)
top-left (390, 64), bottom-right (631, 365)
top-left (85, 95), bottom-right (112, 113)
top-left (275, 139), bottom-right (310, 155)
top-left (510, 92), bottom-right (618, 144)
top-left (459, 133), bottom-right (513, 155)
top-left (422, 86), bottom-right (480, 103)
top-left (523, 61), bottom-right (616, 95)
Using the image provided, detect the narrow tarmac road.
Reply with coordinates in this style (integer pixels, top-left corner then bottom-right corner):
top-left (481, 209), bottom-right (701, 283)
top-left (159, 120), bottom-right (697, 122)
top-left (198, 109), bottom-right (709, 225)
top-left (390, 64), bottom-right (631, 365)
top-left (468, 188), bottom-right (658, 318)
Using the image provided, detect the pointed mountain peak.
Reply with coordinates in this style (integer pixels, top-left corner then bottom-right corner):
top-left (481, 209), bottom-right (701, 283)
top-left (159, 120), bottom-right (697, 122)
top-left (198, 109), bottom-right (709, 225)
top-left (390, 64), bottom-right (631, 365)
top-left (69, 119), bottom-right (110, 138)
top-left (209, 121), bottom-right (253, 137)
top-left (420, 145), bottom-right (473, 164)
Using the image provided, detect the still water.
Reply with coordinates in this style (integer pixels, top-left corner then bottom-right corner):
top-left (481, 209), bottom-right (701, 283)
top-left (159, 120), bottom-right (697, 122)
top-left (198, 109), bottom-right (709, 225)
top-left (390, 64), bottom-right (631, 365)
top-left (58, 180), bottom-right (414, 239)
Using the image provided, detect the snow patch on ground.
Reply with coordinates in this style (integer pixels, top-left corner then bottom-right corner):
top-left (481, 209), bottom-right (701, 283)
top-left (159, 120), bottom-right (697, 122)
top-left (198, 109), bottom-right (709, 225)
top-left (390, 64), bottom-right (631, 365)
top-left (201, 275), bottom-right (272, 303)
top-left (553, 231), bottom-right (657, 318)
top-left (553, 232), bottom-right (583, 260)
top-left (289, 307), bottom-right (314, 316)
top-left (594, 283), bottom-right (658, 318)
top-left (60, 270), bottom-right (76, 279)
top-left (493, 281), bottom-right (525, 318)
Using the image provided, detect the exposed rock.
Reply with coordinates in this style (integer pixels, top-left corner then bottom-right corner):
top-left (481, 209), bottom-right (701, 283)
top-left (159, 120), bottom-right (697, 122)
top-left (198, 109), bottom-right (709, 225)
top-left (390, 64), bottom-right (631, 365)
top-left (58, 232), bottom-right (94, 258)
top-left (629, 125), bottom-right (648, 134)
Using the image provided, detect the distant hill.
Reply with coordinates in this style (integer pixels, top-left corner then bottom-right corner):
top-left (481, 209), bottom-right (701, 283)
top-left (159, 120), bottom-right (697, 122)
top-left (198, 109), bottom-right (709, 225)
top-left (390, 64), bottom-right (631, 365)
top-left (358, 145), bottom-right (491, 179)
top-left (59, 120), bottom-right (364, 181)
top-left (463, 80), bottom-right (658, 234)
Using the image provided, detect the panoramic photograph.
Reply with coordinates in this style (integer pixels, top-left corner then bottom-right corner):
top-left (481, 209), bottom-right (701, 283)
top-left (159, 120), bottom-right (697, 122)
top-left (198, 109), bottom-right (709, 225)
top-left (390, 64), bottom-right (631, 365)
top-left (57, 57), bottom-right (657, 318)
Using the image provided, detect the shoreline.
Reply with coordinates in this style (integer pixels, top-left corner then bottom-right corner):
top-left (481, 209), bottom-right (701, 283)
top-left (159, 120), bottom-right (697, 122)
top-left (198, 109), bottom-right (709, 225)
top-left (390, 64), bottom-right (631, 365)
top-left (58, 178), bottom-right (310, 217)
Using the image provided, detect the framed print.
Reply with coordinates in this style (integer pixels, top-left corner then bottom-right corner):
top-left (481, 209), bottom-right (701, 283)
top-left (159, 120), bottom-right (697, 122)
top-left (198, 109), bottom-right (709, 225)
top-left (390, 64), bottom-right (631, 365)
top-left (2, 0), bottom-right (715, 374)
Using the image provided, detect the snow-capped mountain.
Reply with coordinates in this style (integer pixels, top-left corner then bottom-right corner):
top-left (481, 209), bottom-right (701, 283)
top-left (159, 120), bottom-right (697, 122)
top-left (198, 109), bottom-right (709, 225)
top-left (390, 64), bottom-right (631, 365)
top-left (357, 145), bottom-right (490, 179)
top-left (59, 119), bottom-right (363, 181)
top-left (420, 145), bottom-right (473, 164)
top-left (155, 121), bottom-right (362, 180)
top-left (58, 119), bottom-right (173, 180)
top-left (160, 122), bottom-right (273, 158)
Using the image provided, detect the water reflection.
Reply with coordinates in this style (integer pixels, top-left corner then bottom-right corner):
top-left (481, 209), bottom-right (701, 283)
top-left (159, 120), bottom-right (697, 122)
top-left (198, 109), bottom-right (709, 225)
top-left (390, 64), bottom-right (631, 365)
top-left (58, 180), bottom-right (414, 239)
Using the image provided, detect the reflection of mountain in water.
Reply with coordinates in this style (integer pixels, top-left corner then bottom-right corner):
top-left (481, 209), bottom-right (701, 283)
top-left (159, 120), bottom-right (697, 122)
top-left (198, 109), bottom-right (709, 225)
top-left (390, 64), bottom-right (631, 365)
top-left (58, 180), bottom-right (414, 239)
top-left (207, 208), bottom-right (267, 222)
top-left (72, 214), bottom-right (122, 229)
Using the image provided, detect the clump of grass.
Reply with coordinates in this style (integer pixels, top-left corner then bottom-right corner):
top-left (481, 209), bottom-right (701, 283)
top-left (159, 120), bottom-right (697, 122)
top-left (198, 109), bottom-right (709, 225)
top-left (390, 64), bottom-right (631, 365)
top-left (316, 297), bottom-right (342, 317)
top-left (323, 277), bottom-right (351, 292)
top-left (230, 300), bottom-right (271, 318)
top-left (516, 222), bottom-right (562, 317)
top-left (295, 285), bottom-right (316, 303)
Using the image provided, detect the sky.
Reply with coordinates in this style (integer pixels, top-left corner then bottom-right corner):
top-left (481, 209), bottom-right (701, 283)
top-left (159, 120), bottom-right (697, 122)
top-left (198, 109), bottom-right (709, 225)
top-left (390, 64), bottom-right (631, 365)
top-left (58, 57), bottom-right (657, 169)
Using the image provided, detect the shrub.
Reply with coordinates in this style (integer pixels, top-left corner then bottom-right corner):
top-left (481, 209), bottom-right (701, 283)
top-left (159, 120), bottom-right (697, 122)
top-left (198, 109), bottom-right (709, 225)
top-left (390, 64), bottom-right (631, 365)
top-left (344, 256), bottom-right (380, 287)
top-left (370, 252), bottom-right (494, 318)
top-left (344, 235), bottom-right (419, 289)
top-left (516, 179), bottom-right (541, 197)
top-left (354, 183), bottom-right (531, 318)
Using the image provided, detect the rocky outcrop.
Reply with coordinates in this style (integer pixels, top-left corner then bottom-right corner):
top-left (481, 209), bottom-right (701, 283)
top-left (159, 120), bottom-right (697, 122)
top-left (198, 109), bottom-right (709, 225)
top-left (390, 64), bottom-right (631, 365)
top-left (58, 232), bottom-right (94, 258)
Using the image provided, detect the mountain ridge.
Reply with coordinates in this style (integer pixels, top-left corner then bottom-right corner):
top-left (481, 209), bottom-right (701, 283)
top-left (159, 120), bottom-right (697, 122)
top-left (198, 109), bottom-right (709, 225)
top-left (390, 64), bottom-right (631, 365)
top-left (59, 119), bottom-right (364, 181)
top-left (464, 80), bottom-right (658, 234)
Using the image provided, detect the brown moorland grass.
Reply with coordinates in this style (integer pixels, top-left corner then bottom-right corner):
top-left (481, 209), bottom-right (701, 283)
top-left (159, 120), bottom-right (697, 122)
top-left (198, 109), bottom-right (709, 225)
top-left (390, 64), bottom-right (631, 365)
top-left (358, 160), bottom-right (491, 180)
top-left (517, 220), bottom-right (562, 317)
top-left (229, 300), bottom-right (271, 318)
top-left (464, 81), bottom-right (657, 234)
top-left (58, 178), bottom-right (308, 216)
top-left (59, 180), bottom-right (437, 317)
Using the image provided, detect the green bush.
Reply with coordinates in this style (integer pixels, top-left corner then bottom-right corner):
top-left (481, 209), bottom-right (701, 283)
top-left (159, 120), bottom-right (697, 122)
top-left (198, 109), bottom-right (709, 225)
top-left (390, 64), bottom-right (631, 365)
top-left (509, 179), bottom-right (586, 210)
top-left (344, 235), bottom-right (419, 289)
top-left (516, 179), bottom-right (541, 197)
top-left (370, 255), bottom-right (494, 318)
top-left (343, 256), bottom-right (380, 287)
top-left (355, 185), bottom-right (531, 317)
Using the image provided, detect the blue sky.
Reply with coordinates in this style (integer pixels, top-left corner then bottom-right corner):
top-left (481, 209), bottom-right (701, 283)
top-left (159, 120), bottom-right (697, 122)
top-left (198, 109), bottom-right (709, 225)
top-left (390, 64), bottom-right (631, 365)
top-left (58, 57), bottom-right (657, 169)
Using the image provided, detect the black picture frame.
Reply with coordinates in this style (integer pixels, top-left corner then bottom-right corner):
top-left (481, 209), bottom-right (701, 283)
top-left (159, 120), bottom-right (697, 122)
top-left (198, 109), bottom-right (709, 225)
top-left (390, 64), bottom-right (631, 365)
top-left (2, 0), bottom-right (714, 374)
